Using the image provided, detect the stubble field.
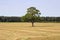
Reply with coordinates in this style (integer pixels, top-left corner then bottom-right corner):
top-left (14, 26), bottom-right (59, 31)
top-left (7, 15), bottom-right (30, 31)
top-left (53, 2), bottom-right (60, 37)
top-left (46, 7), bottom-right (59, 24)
top-left (0, 22), bottom-right (60, 40)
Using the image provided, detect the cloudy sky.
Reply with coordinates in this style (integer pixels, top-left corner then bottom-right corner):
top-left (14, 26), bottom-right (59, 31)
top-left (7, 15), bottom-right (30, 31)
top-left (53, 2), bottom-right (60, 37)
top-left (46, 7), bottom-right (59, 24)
top-left (0, 0), bottom-right (60, 17)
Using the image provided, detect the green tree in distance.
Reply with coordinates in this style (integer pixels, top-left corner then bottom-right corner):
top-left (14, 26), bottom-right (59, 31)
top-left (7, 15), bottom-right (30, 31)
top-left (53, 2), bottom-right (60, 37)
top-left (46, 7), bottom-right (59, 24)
top-left (22, 7), bottom-right (41, 27)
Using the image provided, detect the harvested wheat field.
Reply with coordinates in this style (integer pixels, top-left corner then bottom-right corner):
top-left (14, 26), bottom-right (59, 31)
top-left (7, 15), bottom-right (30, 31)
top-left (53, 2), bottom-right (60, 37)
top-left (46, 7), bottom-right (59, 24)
top-left (0, 22), bottom-right (60, 40)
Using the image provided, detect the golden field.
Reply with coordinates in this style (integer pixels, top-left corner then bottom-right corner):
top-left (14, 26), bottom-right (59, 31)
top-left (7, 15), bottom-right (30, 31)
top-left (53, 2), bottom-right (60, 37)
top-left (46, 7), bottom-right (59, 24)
top-left (0, 22), bottom-right (60, 40)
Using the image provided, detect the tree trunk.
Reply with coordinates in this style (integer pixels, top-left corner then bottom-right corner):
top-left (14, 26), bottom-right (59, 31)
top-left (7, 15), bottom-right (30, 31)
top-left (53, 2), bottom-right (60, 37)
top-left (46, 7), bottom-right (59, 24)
top-left (32, 13), bottom-right (34, 27)
top-left (32, 21), bottom-right (34, 27)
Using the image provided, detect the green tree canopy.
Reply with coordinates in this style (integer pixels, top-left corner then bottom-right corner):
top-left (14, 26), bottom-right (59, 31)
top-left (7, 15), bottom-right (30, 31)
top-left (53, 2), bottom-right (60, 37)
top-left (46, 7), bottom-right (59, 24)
top-left (22, 7), bottom-right (41, 27)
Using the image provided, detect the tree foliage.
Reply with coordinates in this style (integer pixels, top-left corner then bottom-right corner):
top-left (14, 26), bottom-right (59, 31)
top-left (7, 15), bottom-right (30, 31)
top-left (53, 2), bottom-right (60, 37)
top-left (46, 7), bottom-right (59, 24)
top-left (22, 7), bottom-right (41, 27)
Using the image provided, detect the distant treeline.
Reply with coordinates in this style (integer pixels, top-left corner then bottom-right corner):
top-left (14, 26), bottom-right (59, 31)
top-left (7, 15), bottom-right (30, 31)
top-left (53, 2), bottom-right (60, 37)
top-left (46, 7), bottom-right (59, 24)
top-left (0, 16), bottom-right (60, 22)
top-left (0, 16), bottom-right (21, 22)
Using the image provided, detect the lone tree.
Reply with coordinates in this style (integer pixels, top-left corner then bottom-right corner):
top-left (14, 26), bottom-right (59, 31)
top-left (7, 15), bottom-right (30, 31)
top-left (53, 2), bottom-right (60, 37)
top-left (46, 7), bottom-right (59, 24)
top-left (22, 7), bottom-right (41, 27)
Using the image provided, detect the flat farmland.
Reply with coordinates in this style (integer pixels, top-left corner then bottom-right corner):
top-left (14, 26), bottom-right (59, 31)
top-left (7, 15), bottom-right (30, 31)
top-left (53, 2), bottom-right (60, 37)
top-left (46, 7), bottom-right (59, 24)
top-left (0, 22), bottom-right (60, 40)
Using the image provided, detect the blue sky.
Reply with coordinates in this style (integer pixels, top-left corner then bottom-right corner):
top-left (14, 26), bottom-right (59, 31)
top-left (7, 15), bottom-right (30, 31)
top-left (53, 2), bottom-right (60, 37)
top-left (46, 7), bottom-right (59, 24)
top-left (0, 0), bottom-right (60, 17)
